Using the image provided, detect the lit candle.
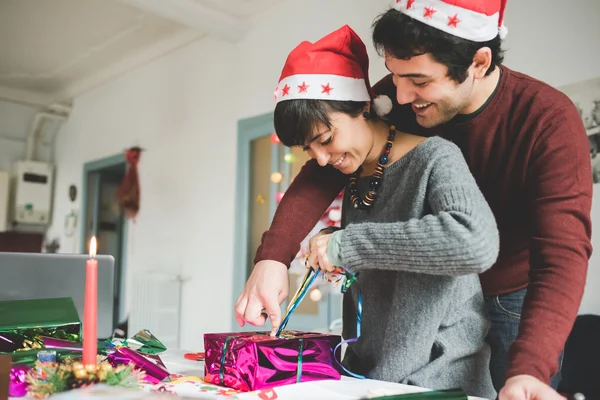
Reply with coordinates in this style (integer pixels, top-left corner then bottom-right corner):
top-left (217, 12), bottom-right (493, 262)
top-left (82, 236), bottom-right (98, 366)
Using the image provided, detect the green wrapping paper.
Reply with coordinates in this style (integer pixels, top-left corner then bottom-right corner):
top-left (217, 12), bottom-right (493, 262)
top-left (0, 297), bottom-right (81, 353)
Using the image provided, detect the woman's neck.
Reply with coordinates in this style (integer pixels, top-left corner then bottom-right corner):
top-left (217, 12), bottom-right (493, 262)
top-left (360, 120), bottom-right (427, 177)
top-left (360, 119), bottom-right (391, 176)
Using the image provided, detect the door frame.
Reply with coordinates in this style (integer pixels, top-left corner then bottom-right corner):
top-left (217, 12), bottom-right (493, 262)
top-left (80, 153), bottom-right (128, 323)
top-left (232, 112), bottom-right (275, 331)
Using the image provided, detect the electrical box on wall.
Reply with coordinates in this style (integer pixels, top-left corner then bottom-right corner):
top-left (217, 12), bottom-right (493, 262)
top-left (0, 171), bottom-right (9, 232)
top-left (10, 161), bottom-right (54, 226)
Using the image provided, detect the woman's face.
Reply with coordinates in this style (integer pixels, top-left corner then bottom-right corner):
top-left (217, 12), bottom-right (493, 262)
top-left (303, 111), bottom-right (375, 175)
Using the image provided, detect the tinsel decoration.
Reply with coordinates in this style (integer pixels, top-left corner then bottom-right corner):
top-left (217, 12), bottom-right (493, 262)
top-left (117, 146), bottom-right (143, 221)
top-left (25, 358), bottom-right (146, 398)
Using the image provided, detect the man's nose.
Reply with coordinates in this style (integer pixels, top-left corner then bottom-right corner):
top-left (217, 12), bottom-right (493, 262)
top-left (395, 80), bottom-right (417, 105)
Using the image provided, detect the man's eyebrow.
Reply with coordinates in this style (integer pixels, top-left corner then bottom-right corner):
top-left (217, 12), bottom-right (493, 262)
top-left (384, 62), bottom-right (430, 79)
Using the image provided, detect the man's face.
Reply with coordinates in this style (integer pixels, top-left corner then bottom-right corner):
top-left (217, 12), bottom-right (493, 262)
top-left (385, 52), bottom-right (475, 128)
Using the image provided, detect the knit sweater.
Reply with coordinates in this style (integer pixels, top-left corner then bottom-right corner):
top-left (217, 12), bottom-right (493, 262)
top-left (336, 136), bottom-right (497, 399)
top-left (254, 66), bottom-right (593, 382)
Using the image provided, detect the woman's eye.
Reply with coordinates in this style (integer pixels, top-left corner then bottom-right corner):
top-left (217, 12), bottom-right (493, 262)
top-left (321, 137), bottom-right (332, 146)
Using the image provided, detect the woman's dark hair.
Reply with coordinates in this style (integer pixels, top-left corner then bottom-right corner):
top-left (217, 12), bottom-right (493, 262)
top-left (372, 9), bottom-right (505, 83)
top-left (274, 100), bottom-right (368, 147)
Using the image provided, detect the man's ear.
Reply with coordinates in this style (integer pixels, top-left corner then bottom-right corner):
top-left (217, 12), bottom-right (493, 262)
top-left (471, 47), bottom-right (493, 79)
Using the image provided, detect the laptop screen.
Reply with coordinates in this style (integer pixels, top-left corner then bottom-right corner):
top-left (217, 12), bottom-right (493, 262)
top-left (0, 252), bottom-right (116, 339)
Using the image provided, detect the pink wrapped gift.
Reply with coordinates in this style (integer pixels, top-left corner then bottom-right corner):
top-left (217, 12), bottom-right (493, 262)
top-left (204, 331), bottom-right (342, 391)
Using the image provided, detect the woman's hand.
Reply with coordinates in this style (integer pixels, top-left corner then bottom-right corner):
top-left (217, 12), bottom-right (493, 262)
top-left (307, 231), bottom-right (336, 272)
top-left (234, 260), bottom-right (289, 336)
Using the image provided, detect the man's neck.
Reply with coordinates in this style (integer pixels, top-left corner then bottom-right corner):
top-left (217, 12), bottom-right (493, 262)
top-left (462, 66), bottom-right (501, 115)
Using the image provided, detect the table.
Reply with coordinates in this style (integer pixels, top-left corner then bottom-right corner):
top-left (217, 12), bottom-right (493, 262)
top-left (13, 348), bottom-right (487, 399)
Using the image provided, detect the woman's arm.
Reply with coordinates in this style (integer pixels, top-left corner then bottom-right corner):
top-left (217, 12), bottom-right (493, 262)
top-left (338, 140), bottom-right (499, 276)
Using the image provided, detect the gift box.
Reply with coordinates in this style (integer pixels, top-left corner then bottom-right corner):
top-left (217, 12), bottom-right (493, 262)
top-left (0, 297), bottom-right (81, 353)
top-left (204, 331), bottom-right (342, 391)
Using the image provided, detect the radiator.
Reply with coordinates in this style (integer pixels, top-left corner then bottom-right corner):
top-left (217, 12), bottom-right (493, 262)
top-left (128, 272), bottom-right (183, 348)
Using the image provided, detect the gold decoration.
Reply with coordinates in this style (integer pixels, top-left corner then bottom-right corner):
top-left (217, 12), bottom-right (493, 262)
top-left (26, 359), bottom-right (146, 398)
top-left (271, 172), bottom-right (283, 184)
top-left (256, 195), bottom-right (265, 204)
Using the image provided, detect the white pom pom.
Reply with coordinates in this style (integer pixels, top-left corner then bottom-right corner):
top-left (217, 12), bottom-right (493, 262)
top-left (372, 95), bottom-right (393, 117)
top-left (498, 24), bottom-right (508, 40)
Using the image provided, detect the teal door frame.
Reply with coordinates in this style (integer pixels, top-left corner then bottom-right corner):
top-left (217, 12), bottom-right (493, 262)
top-left (232, 112), bottom-right (275, 332)
top-left (81, 153), bottom-right (128, 323)
top-left (232, 113), bottom-right (341, 333)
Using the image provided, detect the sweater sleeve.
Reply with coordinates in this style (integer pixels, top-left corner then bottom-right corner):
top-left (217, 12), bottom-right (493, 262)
top-left (253, 159), bottom-right (347, 266)
top-left (340, 142), bottom-right (499, 276)
top-left (506, 102), bottom-right (593, 382)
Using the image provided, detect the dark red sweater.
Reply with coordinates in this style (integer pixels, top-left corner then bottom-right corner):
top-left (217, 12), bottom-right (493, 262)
top-left (254, 65), bottom-right (593, 383)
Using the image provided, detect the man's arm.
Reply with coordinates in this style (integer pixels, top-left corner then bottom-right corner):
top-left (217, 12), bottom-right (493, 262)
top-left (253, 159), bottom-right (347, 266)
top-left (506, 100), bottom-right (593, 382)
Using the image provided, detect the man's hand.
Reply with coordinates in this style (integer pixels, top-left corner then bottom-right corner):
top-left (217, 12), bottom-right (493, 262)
top-left (234, 260), bottom-right (289, 336)
top-left (307, 231), bottom-right (335, 272)
top-left (499, 375), bottom-right (565, 400)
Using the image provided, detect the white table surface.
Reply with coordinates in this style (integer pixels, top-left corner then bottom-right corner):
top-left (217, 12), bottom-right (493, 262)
top-left (12, 348), bottom-right (486, 399)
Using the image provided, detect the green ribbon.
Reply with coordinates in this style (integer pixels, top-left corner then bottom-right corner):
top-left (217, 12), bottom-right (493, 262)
top-left (296, 338), bottom-right (304, 383)
top-left (219, 336), bottom-right (234, 385)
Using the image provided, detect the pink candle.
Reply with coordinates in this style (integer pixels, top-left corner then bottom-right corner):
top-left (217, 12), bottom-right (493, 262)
top-left (83, 236), bottom-right (98, 366)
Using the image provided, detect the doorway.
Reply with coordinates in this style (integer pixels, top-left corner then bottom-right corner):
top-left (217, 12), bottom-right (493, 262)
top-left (80, 154), bottom-right (128, 329)
top-left (233, 113), bottom-right (343, 333)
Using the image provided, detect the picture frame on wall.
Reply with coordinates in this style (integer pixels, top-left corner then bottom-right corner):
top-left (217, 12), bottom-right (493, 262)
top-left (559, 76), bottom-right (600, 183)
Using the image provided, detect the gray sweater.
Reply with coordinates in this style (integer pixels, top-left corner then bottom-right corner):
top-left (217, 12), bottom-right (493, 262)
top-left (330, 137), bottom-right (498, 399)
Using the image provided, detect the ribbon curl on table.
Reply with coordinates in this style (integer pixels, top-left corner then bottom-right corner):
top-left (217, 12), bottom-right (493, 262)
top-left (104, 329), bottom-right (171, 384)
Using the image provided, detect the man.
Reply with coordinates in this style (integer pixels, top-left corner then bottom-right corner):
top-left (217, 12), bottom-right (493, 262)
top-left (235, 1), bottom-right (592, 399)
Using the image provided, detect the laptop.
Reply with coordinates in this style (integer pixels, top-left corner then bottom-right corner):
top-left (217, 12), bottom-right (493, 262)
top-left (0, 252), bottom-right (116, 339)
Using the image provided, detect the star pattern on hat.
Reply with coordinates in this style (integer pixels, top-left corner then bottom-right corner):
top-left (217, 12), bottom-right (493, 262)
top-left (406, 0), bottom-right (415, 9)
top-left (282, 84), bottom-right (291, 96)
top-left (423, 5), bottom-right (436, 19)
top-left (321, 83), bottom-right (333, 95)
top-left (298, 82), bottom-right (309, 93)
top-left (447, 14), bottom-right (461, 28)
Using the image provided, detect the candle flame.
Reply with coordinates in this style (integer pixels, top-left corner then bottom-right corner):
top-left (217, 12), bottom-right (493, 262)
top-left (89, 236), bottom-right (97, 258)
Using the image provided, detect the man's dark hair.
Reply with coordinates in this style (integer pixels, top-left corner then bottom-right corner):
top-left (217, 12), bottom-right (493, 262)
top-left (372, 8), bottom-right (505, 83)
top-left (274, 100), bottom-right (368, 147)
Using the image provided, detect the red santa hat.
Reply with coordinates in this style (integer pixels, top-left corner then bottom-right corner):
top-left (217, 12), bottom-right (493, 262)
top-left (393, 0), bottom-right (509, 42)
top-left (274, 25), bottom-right (393, 117)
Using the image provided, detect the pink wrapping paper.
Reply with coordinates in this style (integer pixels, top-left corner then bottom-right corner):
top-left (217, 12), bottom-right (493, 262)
top-left (203, 331), bottom-right (341, 391)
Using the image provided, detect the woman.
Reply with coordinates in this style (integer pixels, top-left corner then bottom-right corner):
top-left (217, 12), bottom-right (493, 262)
top-left (236, 25), bottom-right (498, 399)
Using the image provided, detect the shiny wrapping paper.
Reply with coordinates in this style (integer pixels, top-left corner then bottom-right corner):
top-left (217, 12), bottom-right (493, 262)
top-left (0, 297), bottom-right (81, 353)
top-left (204, 331), bottom-right (342, 391)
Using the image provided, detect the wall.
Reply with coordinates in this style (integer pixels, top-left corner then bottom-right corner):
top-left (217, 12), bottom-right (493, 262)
top-left (48, 0), bottom-right (600, 350)
top-left (0, 100), bottom-right (40, 171)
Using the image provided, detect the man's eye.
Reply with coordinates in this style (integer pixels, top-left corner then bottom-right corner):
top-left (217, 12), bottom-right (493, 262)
top-left (413, 81), bottom-right (428, 87)
top-left (321, 137), bottom-right (332, 145)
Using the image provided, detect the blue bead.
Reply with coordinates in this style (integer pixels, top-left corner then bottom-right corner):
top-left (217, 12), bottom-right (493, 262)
top-left (379, 154), bottom-right (389, 164)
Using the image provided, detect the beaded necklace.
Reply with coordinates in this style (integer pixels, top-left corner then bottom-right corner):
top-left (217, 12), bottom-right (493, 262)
top-left (348, 124), bottom-right (396, 209)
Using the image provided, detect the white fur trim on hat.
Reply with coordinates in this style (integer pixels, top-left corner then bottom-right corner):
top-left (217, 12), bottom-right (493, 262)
top-left (373, 95), bottom-right (393, 117)
top-left (275, 74), bottom-right (371, 103)
top-left (394, 0), bottom-right (504, 42)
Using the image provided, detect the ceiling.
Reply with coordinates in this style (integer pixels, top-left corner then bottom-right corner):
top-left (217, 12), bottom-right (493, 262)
top-left (0, 0), bottom-right (279, 107)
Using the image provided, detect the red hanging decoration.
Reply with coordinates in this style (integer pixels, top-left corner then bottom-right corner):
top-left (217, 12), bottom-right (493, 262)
top-left (117, 146), bottom-right (143, 221)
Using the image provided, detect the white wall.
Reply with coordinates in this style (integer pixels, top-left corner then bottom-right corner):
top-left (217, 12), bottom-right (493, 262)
top-left (48, 0), bottom-right (600, 350)
top-left (0, 101), bottom-right (40, 171)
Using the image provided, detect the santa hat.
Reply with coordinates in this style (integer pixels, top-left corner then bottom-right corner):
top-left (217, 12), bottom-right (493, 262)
top-left (274, 25), bottom-right (393, 117)
top-left (393, 0), bottom-right (509, 41)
